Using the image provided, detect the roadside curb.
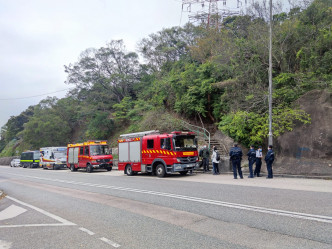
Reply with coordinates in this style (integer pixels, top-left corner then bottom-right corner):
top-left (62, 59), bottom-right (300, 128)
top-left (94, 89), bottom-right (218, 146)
top-left (193, 169), bottom-right (332, 180)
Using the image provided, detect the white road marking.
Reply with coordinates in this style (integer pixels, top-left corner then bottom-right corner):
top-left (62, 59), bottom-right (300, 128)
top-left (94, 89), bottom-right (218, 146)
top-left (0, 196), bottom-right (76, 228)
top-left (100, 237), bottom-right (121, 248)
top-left (7, 173), bottom-right (332, 224)
top-left (79, 227), bottom-right (95, 235)
top-left (0, 240), bottom-right (12, 249)
top-left (0, 205), bottom-right (27, 221)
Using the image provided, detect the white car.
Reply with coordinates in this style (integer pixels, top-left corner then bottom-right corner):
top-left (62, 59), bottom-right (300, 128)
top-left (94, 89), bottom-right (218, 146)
top-left (10, 159), bottom-right (20, 167)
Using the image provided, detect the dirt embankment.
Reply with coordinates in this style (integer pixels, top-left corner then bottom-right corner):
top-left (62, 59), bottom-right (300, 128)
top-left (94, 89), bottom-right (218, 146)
top-left (275, 90), bottom-right (332, 176)
top-left (0, 156), bottom-right (19, 166)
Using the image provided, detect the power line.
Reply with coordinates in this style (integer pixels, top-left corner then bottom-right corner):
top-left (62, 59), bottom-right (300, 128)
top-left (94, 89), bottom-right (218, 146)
top-left (0, 88), bottom-right (73, 101)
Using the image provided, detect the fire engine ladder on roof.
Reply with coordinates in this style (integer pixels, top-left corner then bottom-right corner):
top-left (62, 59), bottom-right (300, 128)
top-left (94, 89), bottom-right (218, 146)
top-left (120, 130), bottom-right (160, 138)
top-left (180, 121), bottom-right (210, 149)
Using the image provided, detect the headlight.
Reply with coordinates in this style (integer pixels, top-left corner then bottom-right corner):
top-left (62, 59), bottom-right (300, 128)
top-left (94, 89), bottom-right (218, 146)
top-left (177, 158), bottom-right (181, 163)
top-left (91, 160), bottom-right (97, 163)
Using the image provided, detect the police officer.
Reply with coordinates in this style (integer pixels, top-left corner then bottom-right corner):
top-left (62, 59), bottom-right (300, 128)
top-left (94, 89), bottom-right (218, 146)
top-left (247, 145), bottom-right (256, 178)
top-left (229, 143), bottom-right (243, 179)
top-left (265, 145), bottom-right (275, 179)
top-left (254, 146), bottom-right (263, 177)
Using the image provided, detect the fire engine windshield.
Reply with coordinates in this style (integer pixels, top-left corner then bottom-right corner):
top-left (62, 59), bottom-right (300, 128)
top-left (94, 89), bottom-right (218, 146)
top-left (90, 145), bottom-right (110, 156)
top-left (173, 135), bottom-right (197, 151)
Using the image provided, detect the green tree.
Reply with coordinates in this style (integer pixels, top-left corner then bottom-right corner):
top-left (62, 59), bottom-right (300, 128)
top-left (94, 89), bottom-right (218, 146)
top-left (65, 40), bottom-right (140, 104)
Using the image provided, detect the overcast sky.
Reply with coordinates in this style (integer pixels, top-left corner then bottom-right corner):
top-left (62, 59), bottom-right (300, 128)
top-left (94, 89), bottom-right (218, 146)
top-left (0, 0), bottom-right (299, 128)
top-left (0, 0), bottom-right (191, 128)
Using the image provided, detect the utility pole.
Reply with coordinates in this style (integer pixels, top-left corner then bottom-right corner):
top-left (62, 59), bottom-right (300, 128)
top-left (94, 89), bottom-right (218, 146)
top-left (268, 0), bottom-right (273, 146)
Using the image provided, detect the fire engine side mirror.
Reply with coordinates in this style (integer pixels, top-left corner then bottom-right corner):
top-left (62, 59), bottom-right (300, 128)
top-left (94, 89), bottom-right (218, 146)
top-left (109, 148), bottom-right (112, 155)
top-left (194, 138), bottom-right (198, 146)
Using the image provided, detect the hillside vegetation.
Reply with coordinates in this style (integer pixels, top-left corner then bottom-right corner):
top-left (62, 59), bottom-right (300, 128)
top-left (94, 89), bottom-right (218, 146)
top-left (0, 0), bottom-right (331, 156)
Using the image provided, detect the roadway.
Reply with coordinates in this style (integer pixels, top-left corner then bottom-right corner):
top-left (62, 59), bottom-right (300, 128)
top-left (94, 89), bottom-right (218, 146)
top-left (0, 166), bottom-right (331, 249)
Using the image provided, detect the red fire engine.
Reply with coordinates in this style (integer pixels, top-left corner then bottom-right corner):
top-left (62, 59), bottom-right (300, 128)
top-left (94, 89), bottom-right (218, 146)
top-left (67, 140), bottom-right (113, 173)
top-left (118, 130), bottom-right (199, 177)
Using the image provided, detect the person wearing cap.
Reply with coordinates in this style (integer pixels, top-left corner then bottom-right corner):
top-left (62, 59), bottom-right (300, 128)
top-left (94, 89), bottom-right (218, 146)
top-left (247, 145), bottom-right (256, 178)
top-left (265, 145), bottom-right (275, 179)
top-left (211, 146), bottom-right (220, 175)
top-left (254, 146), bottom-right (263, 177)
top-left (229, 143), bottom-right (243, 179)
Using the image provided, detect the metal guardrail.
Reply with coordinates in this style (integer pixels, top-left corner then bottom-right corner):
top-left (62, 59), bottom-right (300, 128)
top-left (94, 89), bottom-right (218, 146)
top-left (180, 121), bottom-right (211, 149)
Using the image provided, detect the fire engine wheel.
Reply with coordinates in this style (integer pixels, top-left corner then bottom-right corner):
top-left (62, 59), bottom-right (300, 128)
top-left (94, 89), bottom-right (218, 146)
top-left (156, 164), bottom-right (166, 178)
top-left (70, 164), bottom-right (76, 172)
top-left (126, 165), bottom-right (134, 176)
top-left (87, 164), bottom-right (93, 173)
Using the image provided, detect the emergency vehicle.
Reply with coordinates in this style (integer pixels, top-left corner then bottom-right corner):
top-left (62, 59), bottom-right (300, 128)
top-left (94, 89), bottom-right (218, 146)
top-left (118, 130), bottom-right (199, 177)
top-left (67, 140), bottom-right (113, 173)
top-left (20, 151), bottom-right (40, 168)
top-left (40, 147), bottom-right (67, 170)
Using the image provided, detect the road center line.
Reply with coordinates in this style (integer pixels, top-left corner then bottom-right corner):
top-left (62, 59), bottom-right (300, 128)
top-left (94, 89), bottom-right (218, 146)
top-left (100, 237), bottom-right (121, 248)
top-left (7, 173), bottom-right (332, 224)
top-left (79, 227), bottom-right (95, 235)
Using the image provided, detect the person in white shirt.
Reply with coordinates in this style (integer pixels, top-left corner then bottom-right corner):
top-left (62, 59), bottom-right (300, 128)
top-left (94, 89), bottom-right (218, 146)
top-left (211, 146), bottom-right (220, 175)
top-left (254, 146), bottom-right (263, 177)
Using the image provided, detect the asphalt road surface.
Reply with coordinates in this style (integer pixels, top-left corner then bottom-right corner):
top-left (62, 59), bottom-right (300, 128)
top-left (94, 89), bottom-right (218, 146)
top-left (0, 166), bottom-right (331, 249)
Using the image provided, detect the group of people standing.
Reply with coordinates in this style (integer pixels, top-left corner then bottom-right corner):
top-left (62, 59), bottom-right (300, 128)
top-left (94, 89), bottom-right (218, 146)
top-left (199, 145), bottom-right (220, 175)
top-left (199, 143), bottom-right (275, 179)
top-left (229, 144), bottom-right (275, 179)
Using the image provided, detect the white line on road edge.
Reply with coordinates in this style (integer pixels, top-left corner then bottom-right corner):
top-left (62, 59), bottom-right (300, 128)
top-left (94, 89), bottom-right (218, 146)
top-left (79, 227), bottom-right (95, 235)
top-left (0, 204), bottom-right (27, 221)
top-left (100, 237), bottom-right (121, 248)
top-left (1, 196), bottom-right (76, 228)
top-left (7, 173), bottom-right (332, 224)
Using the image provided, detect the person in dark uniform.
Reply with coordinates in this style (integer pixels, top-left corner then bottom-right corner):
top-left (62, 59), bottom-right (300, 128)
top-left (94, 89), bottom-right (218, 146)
top-left (200, 145), bottom-right (210, 172)
top-left (265, 145), bottom-right (275, 179)
top-left (229, 143), bottom-right (243, 179)
top-left (247, 145), bottom-right (256, 178)
top-left (254, 146), bottom-right (263, 177)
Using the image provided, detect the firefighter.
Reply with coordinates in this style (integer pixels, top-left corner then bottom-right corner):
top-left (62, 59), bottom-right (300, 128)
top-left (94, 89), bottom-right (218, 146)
top-left (247, 145), bottom-right (256, 178)
top-left (265, 145), bottom-right (275, 179)
top-left (229, 143), bottom-right (243, 179)
top-left (254, 146), bottom-right (263, 177)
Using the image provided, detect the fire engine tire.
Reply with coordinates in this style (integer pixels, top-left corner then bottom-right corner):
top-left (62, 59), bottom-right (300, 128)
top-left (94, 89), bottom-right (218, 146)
top-left (156, 164), bottom-right (166, 178)
top-left (180, 171), bottom-right (188, 176)
top-left (106, 167), bottom-right (112, 171)
top-left (70, 164), bottom-right (76, 172)
top-left (126, 165), bottom-right (134, 176)
top-left (87, 164), bottom-right (93, 173)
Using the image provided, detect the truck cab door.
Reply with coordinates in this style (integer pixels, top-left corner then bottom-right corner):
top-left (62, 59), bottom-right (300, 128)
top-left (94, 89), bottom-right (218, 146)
top-left (159, 137), bottom-right (172, 162)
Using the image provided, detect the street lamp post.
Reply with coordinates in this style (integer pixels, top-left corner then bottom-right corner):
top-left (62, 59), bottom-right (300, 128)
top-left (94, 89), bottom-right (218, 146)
top-left (268, 0), bottom-right (273, 146)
